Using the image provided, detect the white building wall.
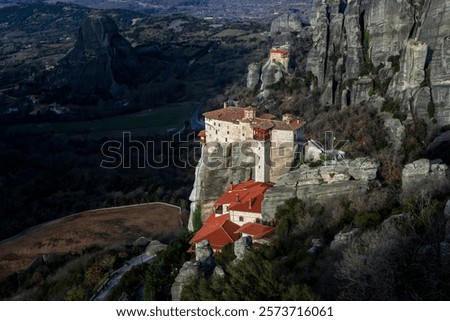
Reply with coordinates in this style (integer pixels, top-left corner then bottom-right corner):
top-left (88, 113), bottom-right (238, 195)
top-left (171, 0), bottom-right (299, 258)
top-left (271, 129), bottom-right (294, 145)
top-left (254, 140), bottom-right (271, 183)
top-left (270, 129), bottom-right (297, 182)
top-left (230, 210), bottom-right (262, 226)
top-left (205, 119), bottom-right (241, 143)
top-left (270, 52), bottom-right (289, 70)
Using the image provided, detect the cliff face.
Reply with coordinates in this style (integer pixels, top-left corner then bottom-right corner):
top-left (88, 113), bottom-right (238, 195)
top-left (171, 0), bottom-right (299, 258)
top-left (188, 144), bottom-right (254, 229)
top-left (307, 0), bottom-right (450, 127)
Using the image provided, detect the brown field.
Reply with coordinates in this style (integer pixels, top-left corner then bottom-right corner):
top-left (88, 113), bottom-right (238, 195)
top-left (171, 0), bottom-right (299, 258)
top-left (0, 203), bottom-right (183, 280)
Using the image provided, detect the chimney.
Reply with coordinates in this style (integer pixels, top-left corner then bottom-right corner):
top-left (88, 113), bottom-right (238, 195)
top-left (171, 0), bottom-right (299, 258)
top-left (248, 198), bottom-right (252, 210)
top-left (244, 107), bottom-right (256, 120)
top-left (236, 194), bottom-right (240, 202)
top-left (282, 113), bottom-right (294, 123)
top-left (223, 101), bottom-right (228, 109)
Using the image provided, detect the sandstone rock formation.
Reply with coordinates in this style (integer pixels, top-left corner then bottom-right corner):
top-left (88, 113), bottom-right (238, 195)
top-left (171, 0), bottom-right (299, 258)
top-left (46, 14), bottom-right (140, 104)
top-left (188, 144), bottom-right (253, 229)
top-left (170, 261), bottom-right (198, 301)
top-left (247, 14), bottom-right (304, 96)
top-left (401, 158), bottom-right (449, 194)
top-left (307, 0), bottom-right (450, 127)
top-left (270, 13), bottom-right (303, 35)
top-left (171, 240), bottom-right (216, 301)
top-left (144, 240), bottom-right (167, 257)
top-left (133, 236), bottom-right (151, 248)
top-left (445, 200), bottom-right (450, 220)
top-left (330, 228), bottom-right (361, 250)
top-left (262, 158), bottom-right (380, 220)
top-left (233, 236), bottom-right (253, 263)
top-left (247, 62), bottom-right (261, 90)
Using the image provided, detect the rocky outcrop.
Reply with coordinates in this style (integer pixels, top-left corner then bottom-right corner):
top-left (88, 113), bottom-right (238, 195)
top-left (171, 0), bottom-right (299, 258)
top-left (445, 200), bottom-right (450, 219)
top-left (364, 0), bottom-right (415, 67)
top-left (133, 237), bottom-right (151, 249)
top-left (171, 261), bottom-right (198, 301)
top-left (171, 240), bottom-right (216, 301)
top-left (307, 0), bottom-right (450, 127)
top-left (441, 199), bottom-right (450, 264)
top-left (46, 14), bottom-right (140, 104)
top-left (417, 0), bottom-right (450, 126)
top-left (387, 40), bottom-right (429, 118)
top-left (307, 237), bottom-right (325, 255)
top-left (402, 158), bottom-right (449, 193)
top-left (145, 240), bottom-right (167, 257)
top-left (260, 61), bottom-right (287, 90)
top-left (270, 13), bottom-right (303, 35)
top-left (262, 158), bottom-right (380, 221)
top-left (330, 228), bottom-right (361, 250)
top-left (383, 115), bottom-right (406, 151)
top-left (195, 239), bottom-right (215, 267)
top-left (247, 62), bottom-right (261, 89)
top-left (233, 236), bottom-right (253, 263)
top-left (247, 14), bottom-right (304, 98)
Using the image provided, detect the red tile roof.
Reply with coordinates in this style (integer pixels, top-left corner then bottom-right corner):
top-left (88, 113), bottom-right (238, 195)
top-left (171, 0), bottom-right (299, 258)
top-left (203, 106), bottom-right (305, 131)
top-left (270, 48), bottom-right (290, 56)
top-left (198, 130), bottom-right (206, 137)
top-left (215, 179), bottom-right (274, 214)
top-left (190, 214), bottom-right (240, 251)
top-left (235, 223), bottom-right (275, 239)
top-left (203, 107), bottom-right (245, 123)
top-left (259, 113), bottom-right (277, 120)
top-left (272, 119), bottom-right (305, 131)
top-left (251, 120), bottom-right (275, 130)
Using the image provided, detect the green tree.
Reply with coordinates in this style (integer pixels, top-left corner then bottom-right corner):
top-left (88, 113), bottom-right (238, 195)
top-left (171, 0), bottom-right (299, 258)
top-left (192, 205), bottom-right (203, 232)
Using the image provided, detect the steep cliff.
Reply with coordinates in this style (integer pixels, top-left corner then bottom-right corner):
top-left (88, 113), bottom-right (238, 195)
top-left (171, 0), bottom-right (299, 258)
top-left (307, 0), bottom-right (450, 127)
top-left (188, 144), bottom-right (254, 229)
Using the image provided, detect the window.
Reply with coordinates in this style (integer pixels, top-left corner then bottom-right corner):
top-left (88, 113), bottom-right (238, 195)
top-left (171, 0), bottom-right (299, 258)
top-left (227, 131), bottom-right (229, 134)
top-left (239, 216), bottom-right (244, 222)
top-left (256, 218), bottom-right (261, 224)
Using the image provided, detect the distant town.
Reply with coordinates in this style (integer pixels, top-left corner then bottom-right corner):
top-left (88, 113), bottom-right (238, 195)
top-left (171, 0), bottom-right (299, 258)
top-left (0, 0), bottom-right (313, 22)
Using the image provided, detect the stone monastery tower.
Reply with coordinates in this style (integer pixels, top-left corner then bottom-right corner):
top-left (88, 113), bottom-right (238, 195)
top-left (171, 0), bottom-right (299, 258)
top-left (199, 104), bottom-right (305, 183)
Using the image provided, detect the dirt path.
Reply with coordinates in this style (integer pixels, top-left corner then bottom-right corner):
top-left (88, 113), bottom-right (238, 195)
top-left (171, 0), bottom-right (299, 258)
top-left (0, 203), bottom-right (182, 280)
